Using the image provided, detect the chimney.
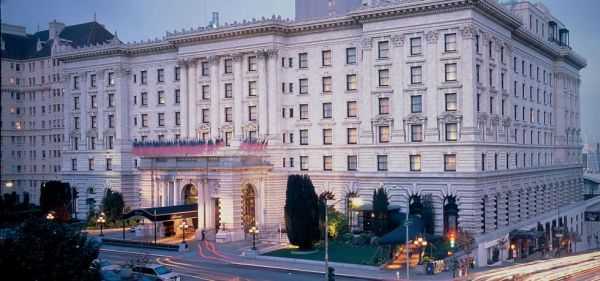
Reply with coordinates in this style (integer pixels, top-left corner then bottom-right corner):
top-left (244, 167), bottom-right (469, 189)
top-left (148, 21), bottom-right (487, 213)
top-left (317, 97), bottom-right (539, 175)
top-left (49, 20), bottom-right (65, 40)
top-left (211, 12), bottom-right (219, 28)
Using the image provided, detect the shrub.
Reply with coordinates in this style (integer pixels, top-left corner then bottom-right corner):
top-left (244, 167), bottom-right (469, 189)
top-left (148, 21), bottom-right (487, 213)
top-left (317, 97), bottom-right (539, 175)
top-left (284, 174), bottom-right (320, 250)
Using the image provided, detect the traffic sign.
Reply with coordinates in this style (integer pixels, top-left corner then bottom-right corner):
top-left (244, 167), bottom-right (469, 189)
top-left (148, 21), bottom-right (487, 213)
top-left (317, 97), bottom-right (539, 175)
top-left (405, 219), bottom-right (413, 226)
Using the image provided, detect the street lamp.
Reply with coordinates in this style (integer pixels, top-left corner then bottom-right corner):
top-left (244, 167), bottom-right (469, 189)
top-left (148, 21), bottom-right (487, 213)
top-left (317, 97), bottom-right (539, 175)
top-left (179, 221), bottom-right (189, 244)
top-left (511, 244), bottom-right (516, 262)
top-left (97, 212), bottom-right (106, 237)
top-left (414, 236), bottom-right (428, 264)
top-left (46, 211), bottom-right (55, 220)
top-left (249, 226), bottom-right (259, 251)
top-left (325, 196), bottom-right (363, 281)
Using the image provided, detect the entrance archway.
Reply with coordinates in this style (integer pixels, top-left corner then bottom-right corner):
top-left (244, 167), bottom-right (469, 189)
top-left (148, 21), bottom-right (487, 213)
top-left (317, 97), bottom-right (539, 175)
top-left (409, 196), bottom-right (423, 217)
top-left (241, 184), bottom-right (256, 233)
top-left (183, 184), bottom-right (198, 205)
top-left (444, 196), bottom-right (459, 234)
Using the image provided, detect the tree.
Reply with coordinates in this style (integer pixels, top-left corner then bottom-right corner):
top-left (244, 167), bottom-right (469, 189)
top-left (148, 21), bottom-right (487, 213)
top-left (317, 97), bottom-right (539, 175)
top-left (326, 210), bottom-right (349, 240)
top-left (372, 187), bottom-right (390, 237)
top-left (39, 181), bottom-right (72, 222)
top-left (0, 218), bottom-right (100, 281)
top-left (284, 174), bottom-right (320, 250)
top-left (101, 188), bottom-right (125, 223)
top-left (421, 193), bottom-right (435, 235)
top-left (457, 228), bottom-right (476, 261)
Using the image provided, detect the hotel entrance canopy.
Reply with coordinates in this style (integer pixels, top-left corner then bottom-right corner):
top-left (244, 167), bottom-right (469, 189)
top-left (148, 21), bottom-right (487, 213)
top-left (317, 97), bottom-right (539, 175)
top-left (123, 204), bottom-right (198, 222)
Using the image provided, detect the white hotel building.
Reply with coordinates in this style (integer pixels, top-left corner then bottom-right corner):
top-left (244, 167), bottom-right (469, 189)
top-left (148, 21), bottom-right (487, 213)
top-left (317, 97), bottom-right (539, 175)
top-left (2, 0), bottom-right (591, 265)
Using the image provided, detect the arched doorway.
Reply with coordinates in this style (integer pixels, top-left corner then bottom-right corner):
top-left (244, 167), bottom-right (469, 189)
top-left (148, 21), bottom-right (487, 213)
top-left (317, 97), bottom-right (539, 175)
top-left (409, 195), bottom-right (422, 217)
top-left (241, 184), bottom-right (256, 233)
top-left (443, 196), bottom-right (459, 234)
top-left (183, 184), bottom-right (198, 205)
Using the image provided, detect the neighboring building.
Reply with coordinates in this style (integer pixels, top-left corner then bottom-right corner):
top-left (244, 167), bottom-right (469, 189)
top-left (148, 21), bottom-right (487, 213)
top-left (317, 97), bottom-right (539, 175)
top-left (0, 21), bottom-right (114, 203)
top-left (3, 0), bottom-right (587, 266)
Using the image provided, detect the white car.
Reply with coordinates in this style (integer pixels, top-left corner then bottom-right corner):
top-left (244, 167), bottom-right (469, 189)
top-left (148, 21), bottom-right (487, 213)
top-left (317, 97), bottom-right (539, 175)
top-left (92, 259), bottom-right (121, 272)
top-left (130, 264), bottom-right (181, 281)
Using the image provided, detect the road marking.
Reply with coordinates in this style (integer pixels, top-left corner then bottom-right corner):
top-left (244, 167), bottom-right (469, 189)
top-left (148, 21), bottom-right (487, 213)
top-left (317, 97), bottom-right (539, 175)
top-left (100, 248), bottom-right (172, 258)
top-left (178, 272), bottom-right (216, 281)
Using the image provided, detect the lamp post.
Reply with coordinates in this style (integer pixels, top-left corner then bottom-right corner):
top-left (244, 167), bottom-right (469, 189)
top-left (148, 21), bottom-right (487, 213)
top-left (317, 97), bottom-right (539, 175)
top-left (325, 196), bottom-right (363, 281)
top-left (511, 244), bottom-right (516, 262)
top-left (414, 236), bottom-right (428, 264)
top-left (46, 212), bottom-right (55, 220)
top-left (249, 226), bottom-right (259, 250)
top-left (180, 221), bottom-right (189, 244)
top-left (98, 212), bottom-right (106, 237)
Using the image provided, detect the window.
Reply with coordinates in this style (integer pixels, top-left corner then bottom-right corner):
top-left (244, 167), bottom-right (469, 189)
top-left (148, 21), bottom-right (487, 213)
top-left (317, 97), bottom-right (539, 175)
top-left (74, 117), bottom-right (80, 129)
top-left (224, 59), bottom-right (233, 74)
top-left (347, 74), bottom-right (357, 90)
top-left (224, 83), bottom-right (233, 98)
top-left (300, 129), bottom-right (308, 145)
top-left (90, 74), bottom-right (97, 88)
top-left (410, 37), bottom-right (422, 55)
top-left (322, 50), bottom-right (331, 66)
top-left (481, 154), bottom-right (486, 171)
top-left (158, 91), bottom-right (165, 105)
top-left (157, 113), bottom-right (165, 127)
top-left (175, 67), bottom-right (180, 81)
top-left (322, 103), bottom-right (332, 119)
top-left (106, 158), bottom-right (112, 171)
top-left (72, 159), bottom-right (77, 171)
top-left (248, 106), bottom-right (257, 121)
top-left (489, 41), bottom-right (493, 58)
top-left (347, 155), bottom-right (358, 171)
top-left (108, 94), bottom-right (115, 107)
top-left (377, 155), bottom-right (388, 171)
top-left (299, 104), bottom-right (309, 119)
top-left (89, 158), bottom-right (95, 171)
top-left (411, 66), bottom-right (422, 84)
top-left (248, 56), bottom-right (257, 71)
top-left (323, 129), bottom-right (333, 144)
top-left (174, 89), bottom-right (180, 104)
top-left (347, 128), bottom-right (358, 144)
top-left (202, 61), bottom-right (209, 76)
top-left (445, 123), bottom-right (458, 141)
top-left (175, 111), bottom-right (181, 125)
top-left (379, 126), bottom-right (390, 143)
top-left (157, 69), bottom-right (164, 82)
top-left (445, 33), bottom-right (457, 52)
top-left (378, 41), bottom-right (389, 58)
top-left (347, 101), bottom-right (357, 117)
top-left (248, 81), bottom-right (257, 96)
top-left (410, 155), bottom-right (422, 171)
top-left (490, 97), bottom-right (494, 114)
top-left (141, 71), bottom-right (147, 84)
top-left (411, 124), bottom-right (423, 142)
top-left (346, 47), bottom-right (356, 64)
top-left (300, 156), bottom-right (308, 170)
top-left (225, 107), bottom-right (233, 122)
top-left (476, 65), bottom-right (481, 83)
top-left (225, 132), bottom-right (232, 146)
top-left (299, 78), bottom-right (308, 94)
top-left (322, 77), bottom-right (332, 92)
top-left (444, 154), bottom-right (457, 171)
top-left (378, 69), bottom-right (390, 86)
top-left (141, 92), bottom-right (148, 106)
top-left (323, 156), bottom-right (333, 170)
top-left (141, 114), bottom-right (148, 127)
top-left (489, 69), bottom-right (493, 86)
top-left (299, 53), bottom-right (308, 68)
top-left (445, 63), bottom-right (457, 81)
top-left (108, 72), bottom-right (115, 85)
top-left (202, 85), bottom-right (210, 100)
top-left (379, 97), bottom-right (390, 114)
top-left (289, 83), bottom-right (294, 93)
top-left (108, 136), bottom-right (114, 149)
top-left (90, 137), bottom-right (96, 150)
top-left (445, 93), bottom-right (457, 111)
top-left (202, 109), bottom-right (210, 123)
top-left (74, 97), bottom-right (80, 109)
top-left (411, 95), bottom-right (422, 113)
top-left (73, 76), bottom-right (79, 89)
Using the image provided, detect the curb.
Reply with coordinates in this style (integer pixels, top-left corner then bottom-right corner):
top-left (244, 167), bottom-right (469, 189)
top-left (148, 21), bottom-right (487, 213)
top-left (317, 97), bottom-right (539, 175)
top-left (228, 261), bottom-right (387, 281)
top-left (252, 255), bottom-right (381, 271)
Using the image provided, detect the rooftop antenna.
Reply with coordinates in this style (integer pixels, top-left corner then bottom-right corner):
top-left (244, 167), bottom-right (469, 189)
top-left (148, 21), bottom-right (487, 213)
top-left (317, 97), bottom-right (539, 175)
top-left (94, 12), bottom-right (97, 22)
top-left (37, 23), bottom-right (40, 32)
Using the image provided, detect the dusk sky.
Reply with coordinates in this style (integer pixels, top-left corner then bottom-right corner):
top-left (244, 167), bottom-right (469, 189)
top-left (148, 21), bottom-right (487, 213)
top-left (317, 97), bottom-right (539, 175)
top-left (2, 0), bottom-right (598, 144)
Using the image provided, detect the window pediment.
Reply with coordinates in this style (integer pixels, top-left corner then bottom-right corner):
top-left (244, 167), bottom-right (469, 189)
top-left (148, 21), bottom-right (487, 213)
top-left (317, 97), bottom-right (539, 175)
top-left (403, 113), bottom-right (427, 124)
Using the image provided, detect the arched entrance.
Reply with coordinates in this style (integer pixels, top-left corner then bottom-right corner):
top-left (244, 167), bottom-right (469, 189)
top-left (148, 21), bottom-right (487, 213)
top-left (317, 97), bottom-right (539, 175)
top-left (183, 184), bottom-right (198, 205)
top-left (241, 184), bottom-right (256, 233)
top-left (409, 195), bottom-right (422, 217)
top-left (444, 196), bottom-right (459, 234)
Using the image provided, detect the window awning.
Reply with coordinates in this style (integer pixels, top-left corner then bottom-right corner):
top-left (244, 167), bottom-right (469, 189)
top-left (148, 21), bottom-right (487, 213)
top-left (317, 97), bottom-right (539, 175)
top-left (122, 204), bottom-right (197, 222)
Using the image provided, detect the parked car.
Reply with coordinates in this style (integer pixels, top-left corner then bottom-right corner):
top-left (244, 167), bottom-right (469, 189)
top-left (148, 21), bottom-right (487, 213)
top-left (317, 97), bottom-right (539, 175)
top-left (92, 259), bottom-right (121, 272)
top-left (130, 264), bottom-right (181, 281)
top-left (100, 270), bottom-right (122, 281)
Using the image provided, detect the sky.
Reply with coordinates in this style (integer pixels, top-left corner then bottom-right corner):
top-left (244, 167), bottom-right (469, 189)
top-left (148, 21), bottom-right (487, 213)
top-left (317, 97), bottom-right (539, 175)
top-left (1, 0), bottom-right (598, 144)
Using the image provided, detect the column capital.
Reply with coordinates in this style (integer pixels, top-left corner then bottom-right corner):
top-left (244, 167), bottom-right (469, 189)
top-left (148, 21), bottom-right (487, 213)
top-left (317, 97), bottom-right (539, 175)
top-left (188, 58), bottom-right (199, 67)
top-left (177, 58), bottom-right (189, 68)
top-left (460, 24), bottom-right (478, 40)
top-left (425, 30), bottom-right (438, 44)
top-left (391, 33), bottom-right (404, 47)
top-left (266, 48), bottom-right (278, 58)
top-left (256, 50), bottom-right (267, 59)
top-left (208, 55), bottom-right (220, 65)
top-left (360, 36), bottom-right (372, 49)
top-left (232, 53), bottom-right (243, 62)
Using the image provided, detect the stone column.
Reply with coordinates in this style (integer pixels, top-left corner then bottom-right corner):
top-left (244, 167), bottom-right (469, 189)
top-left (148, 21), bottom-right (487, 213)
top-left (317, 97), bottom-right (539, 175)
top-left (179, 60), bottom-right (189, 138)
top-left (391, 34), bottom-right (405, 140)
top-left (161, 180), bottom-right (168, 207)
top-left (257, 50), bottom-right (268, 136)
top-left (232, 53), bottom-right (244, 143)
top-left (267, 49), bottom-right (279, 138)
top-left (188, 59), bottom-right (198, 138)
top-left (459, 24), bottom-right (477, 140)
top-left (79, 72), bottom-right (89, 144)
top-left (424, 30), bottom-right (439, 139)
top-left (115, 67), bottom-right (130, 142)
top-left (96, 70), bottom-right (105, 142)
top-left (174, 179), bottom-right (181, 205)
top-left (359, 37), bottom-right (373, 143)
top-left (209, 56), bottom-right (221, 138)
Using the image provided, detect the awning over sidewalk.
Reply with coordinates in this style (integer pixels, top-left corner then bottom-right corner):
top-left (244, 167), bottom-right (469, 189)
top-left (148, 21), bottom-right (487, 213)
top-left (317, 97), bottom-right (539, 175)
top-left (122, 204), bottom-right (197, 222)
top-left (510, 229), bottom-right (544, 240)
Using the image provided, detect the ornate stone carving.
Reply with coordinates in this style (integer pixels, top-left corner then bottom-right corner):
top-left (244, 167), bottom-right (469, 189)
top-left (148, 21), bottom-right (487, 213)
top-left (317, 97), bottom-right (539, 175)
top-left (177, 58), bottom-right (188, 67)
top-left (86, 128), bottom-right (98, 137)
top-left (502, 117), bottom-right (512, 127)
top-left (490, 114), bottom-right (501, 126)
top-left (360, 36), bottom-right (372, 49)
top-left (187, 58), bottom-right (199, 67)
top-left (425, 30), bottom-right (438, 43)
top-left (391, 33), bottom-right (404, 47)
top-left (256, 50), bottom-right (267, 59)
top-left (231, 53), bottom-right (243, 62)
top-left (460, 24), bottom-right (477, 40)
top-left (208, 55), bottom-right (220, 65)
top-left (477, 112), bottom-right (489, 124)
top-left (437, 112), bottom-right (463, 123)
top-left (103, 128), bottom-right (116, 137)
top-left (196, 123), bottom-right (210, 133)
top-left (266, 48), bottom-right (279, 58)
top-left (372, 115), bottom-right (394, 126)
top-left (221, 123), bottom-right (233, 131)
top-left (115, 67), bottom-right (130, 77)
top-left (403, 113), bottom-right (427, 124)
top-left (243, 121), bottom-right (259, 131)
top-left (69, 129), bottom-right (80, 138)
